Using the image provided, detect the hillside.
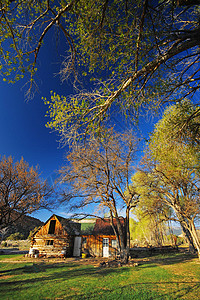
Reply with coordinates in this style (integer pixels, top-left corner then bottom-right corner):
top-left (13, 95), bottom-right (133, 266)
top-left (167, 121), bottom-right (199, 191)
top-left (6, 213), bottom-right (44, 239)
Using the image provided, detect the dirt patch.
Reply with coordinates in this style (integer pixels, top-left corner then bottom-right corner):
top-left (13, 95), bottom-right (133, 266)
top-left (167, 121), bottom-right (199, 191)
top-left (1, 253), bottom-right (196, 268)
top-left (0, 255), bottom-right (146, 267)
top-left (0, 275), bottom-right (14, 279)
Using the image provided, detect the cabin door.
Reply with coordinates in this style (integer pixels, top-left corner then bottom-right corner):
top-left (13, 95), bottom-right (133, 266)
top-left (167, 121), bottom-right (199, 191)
top-left (73, 236), bottom-right (82, 257)
top-left (103, 238), bottom-right (109, 257)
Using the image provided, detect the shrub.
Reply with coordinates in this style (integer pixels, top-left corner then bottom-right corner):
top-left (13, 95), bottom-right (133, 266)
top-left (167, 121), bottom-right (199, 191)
top-left (6, 232), bottom-right (25, 240)
top-left (1, 241), bottom-right (7, 247)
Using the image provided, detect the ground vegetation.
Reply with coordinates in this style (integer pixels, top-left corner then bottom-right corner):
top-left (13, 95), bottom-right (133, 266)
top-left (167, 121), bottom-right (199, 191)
top-left (0, 253), bottom-right (199, 299)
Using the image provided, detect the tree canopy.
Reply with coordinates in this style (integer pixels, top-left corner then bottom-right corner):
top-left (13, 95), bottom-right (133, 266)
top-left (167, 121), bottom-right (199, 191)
top-left (140, 101), bottom-right (200, 257)
top-left (1, 1), bottom-right (200, 140)
top-left (0, 156), bottom-right (53, 230)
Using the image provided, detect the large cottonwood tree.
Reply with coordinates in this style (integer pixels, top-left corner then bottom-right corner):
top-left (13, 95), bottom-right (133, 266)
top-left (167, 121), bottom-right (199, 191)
top-left (131, 171), bottom-right (172, 247)
top-left (1, 1), bottom-right (200, 140)
top-left (142, 102), bottom-right (200, 258)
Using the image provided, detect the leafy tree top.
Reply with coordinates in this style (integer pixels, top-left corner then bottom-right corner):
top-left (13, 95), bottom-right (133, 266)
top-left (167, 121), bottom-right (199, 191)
top-left (148, 101), bottom-right (200, 172)
top-left (1, 1), bottom-right (200, 140)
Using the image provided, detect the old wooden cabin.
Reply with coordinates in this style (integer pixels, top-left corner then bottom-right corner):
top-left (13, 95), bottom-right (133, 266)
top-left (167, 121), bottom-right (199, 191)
top-left (30, 214), bottom-right (81, 257)
top-left (30, 215), bottom-right (126, 258)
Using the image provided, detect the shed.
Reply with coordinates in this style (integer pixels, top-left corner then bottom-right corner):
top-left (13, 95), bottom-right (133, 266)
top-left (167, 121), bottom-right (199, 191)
top-left (30, 214), bottom-right (81, 257)
top-left (81, 217), bottom-right (126, 258)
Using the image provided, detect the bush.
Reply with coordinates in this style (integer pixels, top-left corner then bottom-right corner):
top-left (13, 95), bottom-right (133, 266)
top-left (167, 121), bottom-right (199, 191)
top-left (6, 232), bottom-right (25, 241)
top-left (1, 241), bottom-right (7, 247)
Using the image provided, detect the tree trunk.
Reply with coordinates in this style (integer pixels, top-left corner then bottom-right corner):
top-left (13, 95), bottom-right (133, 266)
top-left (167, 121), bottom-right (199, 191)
top-left (120, 248), bottom-right (129, 264)
top-left (188, 220), bottom-right (200, 260)
top-left (180, 221), bottom-right (197, 253)
top-left (113, 208), bottom-right (128, 263)
top-left (126, 207), bottom-right (130, 257)
top-left (110, 210), bottom-right (121, 252)
top-left (176, 211), bottom-right (197, 253)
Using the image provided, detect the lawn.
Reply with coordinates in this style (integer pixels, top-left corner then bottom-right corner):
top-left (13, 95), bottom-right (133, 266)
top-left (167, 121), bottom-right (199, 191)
top-left (0, 253), bottom-right (199, 299)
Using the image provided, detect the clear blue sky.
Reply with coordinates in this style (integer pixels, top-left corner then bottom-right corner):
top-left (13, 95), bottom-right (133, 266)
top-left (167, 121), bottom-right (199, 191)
top-left (0, 31), bottom-right (73, 180)
top-left (0, 80), bottom-right (65, 180)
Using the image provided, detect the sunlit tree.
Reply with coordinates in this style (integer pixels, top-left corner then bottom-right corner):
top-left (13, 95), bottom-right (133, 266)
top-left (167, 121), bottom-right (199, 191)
top-left (0, 156), bottom-right (53, 230)
top-left (0, 1), bottom-right (200, 140)
top-left (143, 102), bottom-right (200, 258)
top-left (130, 171), bottom-right (171, 247)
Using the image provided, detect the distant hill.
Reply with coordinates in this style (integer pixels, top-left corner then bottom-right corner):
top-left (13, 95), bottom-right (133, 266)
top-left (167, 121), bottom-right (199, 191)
top-left (6, 214), bottom-right (44, 239)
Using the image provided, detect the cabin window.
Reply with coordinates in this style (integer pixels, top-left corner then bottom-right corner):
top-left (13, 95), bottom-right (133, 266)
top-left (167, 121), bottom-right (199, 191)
top-left (111, 240), bottom-right (117, 248)
top-left (48, 220), bottom-right (56, 234)
top-left (46, 240), bottom-right (54, 246)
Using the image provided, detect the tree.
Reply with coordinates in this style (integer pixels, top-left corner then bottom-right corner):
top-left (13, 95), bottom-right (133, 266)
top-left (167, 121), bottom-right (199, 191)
top-left (130, 212), bottom-right (167, 247)
top-left (0, 1), bottom-right (200, 140)
top-left (130, 171), bottom-right (171, 247)
top-left (6, 232), bottom-right (24, 240)
top-left (28, 226), bottom-right (41, 241)
top-left (59, 131), bottom-right (139, 262)
top-left (143, 102), bottom-right (200, 258)
top-left (163, 101), bottom-right (200, 146)
top-left (0, 156), bottom-right (53, 230)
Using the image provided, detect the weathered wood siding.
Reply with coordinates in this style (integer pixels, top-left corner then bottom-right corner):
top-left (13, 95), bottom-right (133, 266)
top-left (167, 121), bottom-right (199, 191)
top-left (82, 235), bottom-right (118, 257)
top-left (31, 215), bottom-right (74, 257)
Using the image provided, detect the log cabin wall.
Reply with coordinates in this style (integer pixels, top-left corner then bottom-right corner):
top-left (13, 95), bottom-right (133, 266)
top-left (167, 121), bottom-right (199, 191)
top-left (31, 216), bottom-right (123, 258)
top-left (31, 215), bottom-right (78, 257)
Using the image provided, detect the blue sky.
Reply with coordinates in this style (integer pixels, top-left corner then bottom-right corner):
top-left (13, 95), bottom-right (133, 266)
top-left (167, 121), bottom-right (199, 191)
top-left (0, 81), bottom-right (63, 179)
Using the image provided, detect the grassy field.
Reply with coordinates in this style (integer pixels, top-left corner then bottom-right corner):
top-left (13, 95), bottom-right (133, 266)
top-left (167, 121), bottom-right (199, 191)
top-left (0, 253), bottom-right (199, 299)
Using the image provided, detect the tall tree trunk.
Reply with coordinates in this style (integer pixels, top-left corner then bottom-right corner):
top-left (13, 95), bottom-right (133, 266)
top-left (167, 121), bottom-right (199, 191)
top-left (180, 222), bottom-right (196, 253)
top-left (176, 211), bottom-right (196, 253)
top-left (126, 207), bottom-right (130, 260)
top-left (126, 207), bottom-right (130, 247)
top-left (110, 210), bottom-right (121, 252)
top-left (188, 220), bottom-right (200, 260)
top-left (113, 207), bottom-right (128, 263)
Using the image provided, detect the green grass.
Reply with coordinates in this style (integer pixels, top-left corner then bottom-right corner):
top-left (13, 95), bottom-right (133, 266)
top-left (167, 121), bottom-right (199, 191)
top-left (0, 253), bottom-right (199, 299)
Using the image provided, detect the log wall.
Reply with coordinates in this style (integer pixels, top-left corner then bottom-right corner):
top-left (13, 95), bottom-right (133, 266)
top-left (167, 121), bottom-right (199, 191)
top-left (31, 215), bottom-right (74, 257)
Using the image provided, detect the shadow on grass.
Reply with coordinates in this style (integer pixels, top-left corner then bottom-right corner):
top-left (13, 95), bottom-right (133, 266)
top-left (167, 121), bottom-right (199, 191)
top-left (0, 262), bottom-right (130, 291)
top-left (144, 252), bottom-right (198, 266)
top-left (0, 262), bottom-right (77, 276)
